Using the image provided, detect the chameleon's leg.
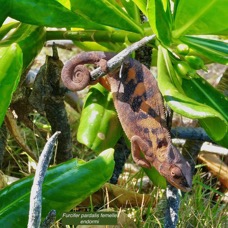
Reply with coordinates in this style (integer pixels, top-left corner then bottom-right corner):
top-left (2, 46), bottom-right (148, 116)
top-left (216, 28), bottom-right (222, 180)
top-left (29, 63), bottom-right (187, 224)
top-left (131, 135), bottom-right (151, 169)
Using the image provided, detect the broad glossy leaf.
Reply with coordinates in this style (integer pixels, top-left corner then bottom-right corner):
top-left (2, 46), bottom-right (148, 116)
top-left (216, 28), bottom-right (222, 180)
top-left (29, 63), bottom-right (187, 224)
top-left (132, 0), bottom-right (148, 17)
top-left (0, 0), bottom-right (10, 26)
top-left (182, 77), bottom-right (228, 146)
top-left (9, 0), bottom-right (107, 30)
top-left (0, 44), bottom-right (23, 126)
top-left (180, 36), bottom-right (228, 65)
top-left (0, 149), bottom-right (115, 227)
top-left (157, 46), bottom-right (228, 144)
top-left (147, 0), bottom-right (171, 46)
top-left (0, 21), bottom-right (20, 40)
top-left (0, 24), bottom-right (46, 69)
top-left (71, 0), bottom-right (143, 34)
top-left (77, 84), bottom-right (123, 153)
top-left (173, 0), bottom-right (228, 37)
top-left (120, 0), bottom-right (141, 23)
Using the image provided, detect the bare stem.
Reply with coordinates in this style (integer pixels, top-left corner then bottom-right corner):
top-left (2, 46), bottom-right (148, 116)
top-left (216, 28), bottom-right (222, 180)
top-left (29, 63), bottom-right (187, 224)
top-left (171, 127), bottom-right (212, 142)
top-left (27, 131), bottom-right (61, 228)
top-left (165, 184), bottom-right (181, 228)
top-left (90, 35), bottom-right (156, 80)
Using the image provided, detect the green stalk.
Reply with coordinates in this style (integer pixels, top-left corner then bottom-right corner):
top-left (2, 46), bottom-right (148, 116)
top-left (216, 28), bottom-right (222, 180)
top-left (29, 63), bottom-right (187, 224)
top-left (46, 30), bottom-right (142, 43)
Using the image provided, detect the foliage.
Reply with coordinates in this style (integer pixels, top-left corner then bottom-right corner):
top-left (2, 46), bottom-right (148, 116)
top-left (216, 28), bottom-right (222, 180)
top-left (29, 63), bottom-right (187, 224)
top-left (0, 0), bottom-right (227, 146)
top-left (0, 0), bottom-right (227, 226)
top-left (0, 149), bottom-right (114, 227)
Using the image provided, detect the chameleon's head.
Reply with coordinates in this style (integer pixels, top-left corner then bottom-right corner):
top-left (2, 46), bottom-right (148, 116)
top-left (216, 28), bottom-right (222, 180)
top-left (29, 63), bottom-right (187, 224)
top-left (159, 144), bottom-right (192, 192)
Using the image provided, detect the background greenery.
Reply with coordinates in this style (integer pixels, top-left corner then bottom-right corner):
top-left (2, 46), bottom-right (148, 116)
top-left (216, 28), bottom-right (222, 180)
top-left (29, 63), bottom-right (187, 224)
top-left (0, 0), bottom-right (227, 227)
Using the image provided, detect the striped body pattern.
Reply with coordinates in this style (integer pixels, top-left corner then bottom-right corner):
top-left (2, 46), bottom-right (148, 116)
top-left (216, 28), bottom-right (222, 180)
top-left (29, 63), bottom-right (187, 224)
top-left (61, 52), bottom-right (192, 191)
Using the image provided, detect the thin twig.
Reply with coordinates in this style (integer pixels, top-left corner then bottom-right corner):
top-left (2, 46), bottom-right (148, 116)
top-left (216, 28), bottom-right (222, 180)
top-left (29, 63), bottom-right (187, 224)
top-left (90, 35), bottom-right (156, 80)
top-left (27, 131), bottom-right (61, 228)
top-left (164, 184), bottom-right (181, 228)
top-left (0, 123), bottom-right (7, 168)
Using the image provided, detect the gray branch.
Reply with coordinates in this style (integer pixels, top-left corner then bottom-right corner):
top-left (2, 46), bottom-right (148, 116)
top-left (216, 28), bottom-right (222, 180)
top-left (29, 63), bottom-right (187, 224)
top-left (165, 184), bottom-right (181, 228)
top-left (90, 35), bottom-right (156, 80)
top-left (27, 131), bottom-right (61, 228)
top-left (171, 127), bottom-right (212, 142)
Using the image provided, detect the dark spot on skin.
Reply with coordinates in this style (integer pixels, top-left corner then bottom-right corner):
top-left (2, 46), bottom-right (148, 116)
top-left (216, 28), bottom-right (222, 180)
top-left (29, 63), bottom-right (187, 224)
top-left (139, 112), bottom-right (148, 119)
top-left (151, 128), bottom-right (163, 135)
top-left (146, 139), bottom-right (153, 147)
top-left (157, 138), bottom-right (168, 148)
top-left (144, 128), bottom-right (149, 133)
top-left (148, 107), bottom-right (157, 118)
top-left (123, 80), bottom-right (137, 99)
top-left (132, 96), bottom-right (143, 112)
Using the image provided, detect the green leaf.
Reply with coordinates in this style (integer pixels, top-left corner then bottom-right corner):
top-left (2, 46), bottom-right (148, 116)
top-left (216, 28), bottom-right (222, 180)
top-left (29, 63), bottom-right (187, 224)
top-left (0, 43), bottom-right (23, 126)
top-left (143, 167), bottom-right (167, 189)
top-left (71, 0), bottom-right (143, 34)
top-left (180, 36), bottom-right (228, 65)
top-left (0, 24), bottom-right (46, 70)
top-left (182, 77), bottom-right (228, 146)
top-left (0, 22), bottom-right (20, 40)
top-left (9, 0), bottom-right (107, 30)
top-left (77, 84), bottom-right (123, 153)
top-left (120, 0), bottom-right (141, 23)
top-left (147, 0), bottom-right (171, 46)
top-left (0, 149), bottom-right (115, 227)
top-left (131, 0), bottom-right (148, 18)
top-left (173, 0), bottom-right (228, 38)
top-left (157, 45), bottom-right (228, 144)
top-left (0, 0), bottom-right (10, 26)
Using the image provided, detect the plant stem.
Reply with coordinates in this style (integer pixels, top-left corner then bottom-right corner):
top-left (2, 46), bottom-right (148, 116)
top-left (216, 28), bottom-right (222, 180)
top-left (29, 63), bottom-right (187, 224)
top-left (165, 185), bottom-right (181, 228)
top-left (27, 131), bottom-right (60, 228)
top-left (90, 34), bottom-right (156, 80)
top-left (46, 30), bottom-right (142, 43)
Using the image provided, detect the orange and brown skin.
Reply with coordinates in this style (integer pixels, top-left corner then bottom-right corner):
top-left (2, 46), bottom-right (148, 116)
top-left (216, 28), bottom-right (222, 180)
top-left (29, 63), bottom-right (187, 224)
top-left (61, 52), bottom-right (192, 192)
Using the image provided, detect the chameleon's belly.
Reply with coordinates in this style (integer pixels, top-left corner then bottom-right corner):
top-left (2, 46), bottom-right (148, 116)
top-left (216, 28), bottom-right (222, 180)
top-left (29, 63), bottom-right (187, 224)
top-left (107, 59), bottom-right (169, 148)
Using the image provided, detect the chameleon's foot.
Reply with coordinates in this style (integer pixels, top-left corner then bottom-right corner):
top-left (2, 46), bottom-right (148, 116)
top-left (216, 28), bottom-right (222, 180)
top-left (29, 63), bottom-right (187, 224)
top-left (134, 158), bottom-right (151, 169)
top-left (131, 135), bottom-right (152, 169)
top-left (61, 62), bottom-right (90, 91)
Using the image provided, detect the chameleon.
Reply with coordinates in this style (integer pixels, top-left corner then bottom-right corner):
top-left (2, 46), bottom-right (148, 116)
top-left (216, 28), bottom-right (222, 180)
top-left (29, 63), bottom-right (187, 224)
top-left (61, 51), bottom-right (192, 192)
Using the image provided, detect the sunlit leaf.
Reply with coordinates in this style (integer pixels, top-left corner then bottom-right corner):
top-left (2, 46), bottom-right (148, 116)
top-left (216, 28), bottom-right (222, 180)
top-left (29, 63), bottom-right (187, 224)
top-left (77, 84), bottom-right (123, 153)
top-left (147, 0), bottom-right (171, 46)
top-left (157, 45), bottom-right (228, 144)
top-left (71, 0), bottom-right (143, 33)
top-left (173, 0), bottom-right (228, 37)
top-left (180, 36), bottom-right (228, 65)
top-left (0, 149), bottom-right (115, 227)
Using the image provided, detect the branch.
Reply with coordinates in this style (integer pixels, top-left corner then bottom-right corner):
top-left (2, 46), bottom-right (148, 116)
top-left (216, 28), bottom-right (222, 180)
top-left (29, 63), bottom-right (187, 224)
top-left (0, 123), bottom-right (7, 168)
top-left (90, 35), bottom-right (156, 80)
top-left (164, 184), bottom-right (181, 228)
top-left (27, 131), bottom-right (61, 228)
top-left (171, 127), bottom-right (212, 142)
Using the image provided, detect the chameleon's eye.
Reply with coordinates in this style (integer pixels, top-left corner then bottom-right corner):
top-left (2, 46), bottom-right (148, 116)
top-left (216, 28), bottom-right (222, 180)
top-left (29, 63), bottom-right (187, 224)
top-left (170, 167), bottom-right (182, 179)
